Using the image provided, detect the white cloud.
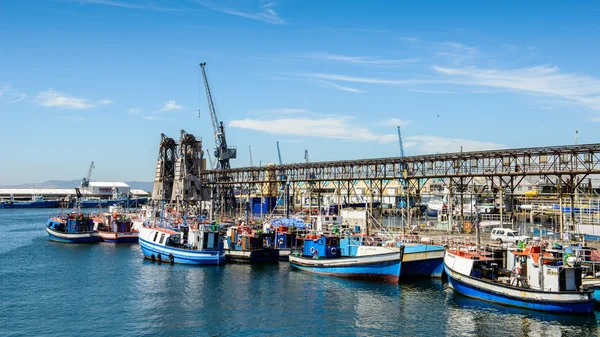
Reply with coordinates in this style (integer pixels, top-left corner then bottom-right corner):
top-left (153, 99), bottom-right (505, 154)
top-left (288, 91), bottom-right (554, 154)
top-left (230, 115), bottom-right (396, 143)
top-left (143, 116), bottom-right (161, 120)
top-left (158, 100), bottom-right (183, 112)
top-left (0, 84), bottom-right (26, 103)
top-left (195, 0), bottom-right (285, 24)
top-left (433, 65), bottom-right (600, 110)
top-left (307, 53), bottom-right (420, 66)
top-left (398, 37), bottom-right (479, 64)
top-left (317, 80), bottom-right (365, 93)
top-left (128, 108), bottom-right (142, 114)
top-left (406, 135), bottom-right (503, 154)
top-left (385, 118), bottom-right (411, 127)
top-left (34, 89), bottom-right (111, 109)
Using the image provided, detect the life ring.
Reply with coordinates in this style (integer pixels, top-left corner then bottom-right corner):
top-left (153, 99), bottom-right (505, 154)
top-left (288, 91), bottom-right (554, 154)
top-left (310, 247), bottom-right (317, 255)
top-left (278, 238), bottom-right (284, 245)
top-left (237, 238), bottom-right (242, 245)
top-left (331, 247), bottom-right (337, 255)
top-left (367, 237), bottom-right (375, 245)
top-left (512, 265), bottom-right (521, 275)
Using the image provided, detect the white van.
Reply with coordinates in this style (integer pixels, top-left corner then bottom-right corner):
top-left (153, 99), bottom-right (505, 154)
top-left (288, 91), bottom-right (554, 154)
top-left (490, 228), bottom-right (530, 244)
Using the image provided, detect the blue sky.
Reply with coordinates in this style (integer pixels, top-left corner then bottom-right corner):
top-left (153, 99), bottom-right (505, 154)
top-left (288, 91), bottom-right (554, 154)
top-left (1, 0), bottom-right (600, 185)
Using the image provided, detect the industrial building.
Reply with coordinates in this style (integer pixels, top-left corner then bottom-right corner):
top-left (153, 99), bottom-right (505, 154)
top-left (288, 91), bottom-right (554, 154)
top-left (0, 182), bottom-right (148, 201)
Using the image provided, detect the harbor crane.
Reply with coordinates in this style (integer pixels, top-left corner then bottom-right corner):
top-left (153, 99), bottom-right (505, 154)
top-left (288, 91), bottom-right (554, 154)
top-left (397, 126), bottom-right (410, 209)
top-left (200, 62), bottom-right (237, 213)
top-left (249, 145), bottom-right (254, 167)
top-left (81, 161), bottom-right (95, 188)
top-left (199, 62), bottom-right (237, 168)
top-left (276, 141), bottom-right (283, 165)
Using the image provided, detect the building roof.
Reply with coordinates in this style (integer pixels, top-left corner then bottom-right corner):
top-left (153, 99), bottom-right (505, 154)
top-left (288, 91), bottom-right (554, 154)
top-left (88, 182), bottom-right (130, 188)
top-left (130, 189), bottom-right (149, 196)
top-left (0, 188), bottom-right (76, 196)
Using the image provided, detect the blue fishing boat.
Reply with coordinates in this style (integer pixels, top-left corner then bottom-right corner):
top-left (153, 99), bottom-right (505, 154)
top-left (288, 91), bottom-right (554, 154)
top-left (138, 225), bottom-right (225, 265)
top-left (444, 243), bottom-right (595, 314)
top-left (269, 217), bottom-right (306, 260)
top-left (95, 213), bottom-right (138, 243)
top-left (2, 196), bottom-right (60, 209)
top-left (401, 243), bottom-right (445, 278)
top-left (224, 225), bottom-right (279, 263)
top-left (45, 213), bottom-right (100, 243)
top-left (289, 235), bottom-right (404, 283)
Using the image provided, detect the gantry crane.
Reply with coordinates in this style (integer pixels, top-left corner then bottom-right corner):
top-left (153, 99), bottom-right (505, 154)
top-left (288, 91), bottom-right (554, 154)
top-left (81, 161), bottom-right (95, 188)
top-left (397, 126), bottom-right (410, 209)
top-left (199, 62), bottom-right (237, 169)
top-left (199, 62), bottom-right (237, 213)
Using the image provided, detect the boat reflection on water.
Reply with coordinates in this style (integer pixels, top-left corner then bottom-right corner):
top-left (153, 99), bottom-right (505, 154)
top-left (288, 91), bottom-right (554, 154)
top-left (445, 288), bottom-right (599, 336)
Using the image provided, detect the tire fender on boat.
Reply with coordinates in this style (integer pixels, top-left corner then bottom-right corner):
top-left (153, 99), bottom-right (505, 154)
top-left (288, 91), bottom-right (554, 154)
top-left (169, 253), bottom-right (174, 265)
top-left (151, 254), bottom-right (155, 262)
top-left (157, 253), bottom-right (162, 263)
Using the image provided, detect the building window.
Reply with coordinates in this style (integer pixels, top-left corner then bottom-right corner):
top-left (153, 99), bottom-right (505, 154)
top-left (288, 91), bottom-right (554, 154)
top-left (159, 233), bottom-right (165, 244)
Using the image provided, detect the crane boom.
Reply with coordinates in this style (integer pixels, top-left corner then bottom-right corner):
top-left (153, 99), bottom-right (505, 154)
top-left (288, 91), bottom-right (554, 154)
top-left (397, 126), bottom-right (405, 159)
top-left (81, 161), bottom-right (94, 188)
top-left (206, 150), bottom-right (215, 170)
top-left (199, 62), bottom-right (236, 169)
top-left (249, 145), bottom-right (253, 167)
top-left (276, 141), bottom-right (283, 165)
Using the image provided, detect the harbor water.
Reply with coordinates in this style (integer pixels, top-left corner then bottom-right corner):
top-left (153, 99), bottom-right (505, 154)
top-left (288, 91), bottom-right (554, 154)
top-left (1, 209), bottom-right (600, 336)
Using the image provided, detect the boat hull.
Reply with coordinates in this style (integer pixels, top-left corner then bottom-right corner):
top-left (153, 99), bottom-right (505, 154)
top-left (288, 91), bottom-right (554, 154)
top-left (139, 237), bottom-right (225, 265)
top-left (401, 244), bottom-right (445, 278)
top-left (98, 231), bottom-right (139, 243)
top-left (46, 227), bottom-right (100, 244)
top-left (444, 261), bottom-right (595, 314)
top-left (289, 253), bottom-right (402, 283)
top-left (226, 249), bottom-right (280, 263)
top-left (2, 201), bottom-right (60, 208)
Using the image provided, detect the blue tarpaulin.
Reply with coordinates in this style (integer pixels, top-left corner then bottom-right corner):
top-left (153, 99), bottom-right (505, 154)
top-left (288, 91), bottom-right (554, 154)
top-left (271, 218), bottom-right (307, 229)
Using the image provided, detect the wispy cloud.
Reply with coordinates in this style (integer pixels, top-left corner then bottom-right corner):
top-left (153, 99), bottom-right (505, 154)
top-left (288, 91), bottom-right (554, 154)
top-left (0, 84), bottom-right (26, 103)
top-left (406, 135), bottom-right (503, 154)
top-left (316, 80), bottom-right (365, 93)
top-left (230, 115), bottom-right (396, 143)
top-left (399, 37), bottom-right (479, 64)
top-left (64, 0), bottom-right (187, 12)
top-left (194, 0), bottom-right (285, 24)
top-left (34, 89), bottom-right (111, 109)
top-left (433, 65), bottom-right (600, 110)
top-left (306, 53), bottom-right (420, 66)
top-left (158, 100), bottom-right (183, 112)
top-left (127, 108), bottom-right (142, 114)
top-left (384, 118), bottom-right (411, 127)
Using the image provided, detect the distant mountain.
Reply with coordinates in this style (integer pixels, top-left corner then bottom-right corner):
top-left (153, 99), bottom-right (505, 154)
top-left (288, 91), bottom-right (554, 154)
top-left (0, 180), bottom-right (153, 191)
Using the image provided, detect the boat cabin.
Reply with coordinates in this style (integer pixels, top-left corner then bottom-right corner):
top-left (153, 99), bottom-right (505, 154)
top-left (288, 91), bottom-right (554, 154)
top-left (47, 214), bottom-right (94, 233)
top-left (302, 235), bottom-right (340, 258)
